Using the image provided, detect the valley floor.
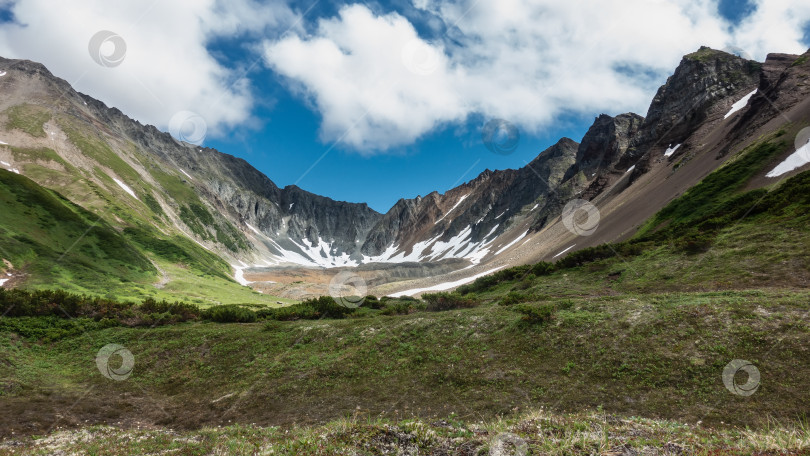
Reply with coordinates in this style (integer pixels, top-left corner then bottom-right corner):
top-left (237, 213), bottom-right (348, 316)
top-left (2, 409), bottom-right (809, 455)
top-left (1, 288), bottom-right (809, 454)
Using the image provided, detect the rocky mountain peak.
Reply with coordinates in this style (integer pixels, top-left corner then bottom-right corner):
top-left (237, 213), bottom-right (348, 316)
top-left (574, 113), bottom-right (644, 177)
top-left (637, 47), bottom-right (760, 148)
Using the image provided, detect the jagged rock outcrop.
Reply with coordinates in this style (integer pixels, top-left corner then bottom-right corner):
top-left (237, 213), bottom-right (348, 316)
top-left (360, 137), bottom-right (579, 261)
top-left (634, 47), bottom-right (761, 151)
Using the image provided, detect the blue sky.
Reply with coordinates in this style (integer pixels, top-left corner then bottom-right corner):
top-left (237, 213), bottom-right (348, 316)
top-left (205, 0), bottom-right (801, 212)
top-left (1, 0), bottom-right (809, 213)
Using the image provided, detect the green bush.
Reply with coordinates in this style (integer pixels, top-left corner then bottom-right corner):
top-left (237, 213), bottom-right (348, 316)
top-left (422, 292), bottom-right (479, 312)
top-left (142, 193), bottom-right (163, 215)
top-left (380, 300), bottom-right (425, 315)
top-left (0, 316), bottom-right (115, 342)
top-left (456, 265), bottom-right (532, 294)
top-left (202, 305), bottom-right (257, 323)
top-left (499, 291), bottom-right (536, 306)
top-left (675, 233), bottom-right (714, 254)
top-left (0, 288), bottom-right (201, 328)
top-left (514, 274), bottom-right (536, 290)
top-left (362, 295), bottom-right (383, 309)
top-left (261, 296), bottom-right (357, 320)
top-left (531, 262), bottom-right (555, 276)
top-left (556, 244), bottom-right (616, 268)
top-left (512, 303), bottom-right (556, 325)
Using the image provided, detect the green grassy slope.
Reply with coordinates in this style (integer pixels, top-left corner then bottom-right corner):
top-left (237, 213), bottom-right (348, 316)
top-left (0, 168), bottom-right (155, 290)
top-left (0, 101), bottom-right (262, 304)
top-left (0, 169), bottom-right (290, 305)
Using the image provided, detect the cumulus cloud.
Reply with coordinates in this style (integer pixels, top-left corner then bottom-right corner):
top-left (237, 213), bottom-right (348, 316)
top-left (264, 0), bottom-right (810, 152)
top-left (0, 0), bottom-right (299, 139)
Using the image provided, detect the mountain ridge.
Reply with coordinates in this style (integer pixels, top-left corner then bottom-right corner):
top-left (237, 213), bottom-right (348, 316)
top-left (2, 46), bottom-right (809, 299)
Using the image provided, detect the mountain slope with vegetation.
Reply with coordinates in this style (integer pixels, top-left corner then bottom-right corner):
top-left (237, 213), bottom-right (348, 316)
top-left (1, 48), bottom-right (810, 454)
top-left (2, 158), bottom-right (810, 452)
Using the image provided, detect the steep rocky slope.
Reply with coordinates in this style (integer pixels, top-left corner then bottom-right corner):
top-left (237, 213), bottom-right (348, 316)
top-left (1, 46), bottom-right (808, 299)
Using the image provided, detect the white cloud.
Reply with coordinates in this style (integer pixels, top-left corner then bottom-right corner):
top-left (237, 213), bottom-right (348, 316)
top-left (1, 0), bottom-right (807, 151)
top-left (264, 0), bottom-right (810, 152)
top-left (730, 0), bottom-right (810, 58)
top-left (264, 4), bottom-right (466, 152)
top-left (0, 0), bottom-right (299, 140)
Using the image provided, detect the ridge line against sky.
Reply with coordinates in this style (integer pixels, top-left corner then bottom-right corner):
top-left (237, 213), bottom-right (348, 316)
top-left (0, 0), bottom-right (809, 212)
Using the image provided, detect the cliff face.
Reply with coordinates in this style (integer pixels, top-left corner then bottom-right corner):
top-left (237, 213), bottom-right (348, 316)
top-left (635, 47), bottom-right (761, 150)
top-left (358, 137), bottom-right (580, 262)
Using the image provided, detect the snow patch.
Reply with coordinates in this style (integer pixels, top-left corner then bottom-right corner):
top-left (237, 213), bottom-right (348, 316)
top-left (724, 89), bottom-right (757, 119)
top-left (531, 204), bottom-right (539, 211)
top-left (264, 236), bottom-right (359, 268)
top-left (232, 263), bottom-right (253, 286)
top-left (362, 223), bottom-right (499, 266)
top-left (553, 244), bottom-right (576, 258)
top-left (0, 278), bottom-right (8, 287)
top-left (245, 223), bottom-right (265, 237)
top-left (289, 203), bottom-right (294, 210)
top-left (766, 142), bottom-right (810, 177)
top-left (1, 160), bottom-right (19, 174)
top-left (435, 194), bottom-right (469, 224)
top-left (0, 140), bottom-right (8, 145)
top-left (495, 231), bottom-right (528, 255)
top-left (626, 165), bottom-right (635, 173)
top-left (388, 266), bottom-right (505, 297)
top-left (664, 144), bottom-right (681, 157)
top-left (112, 178), bottom-right (138, 200)
top-left (0, 71), bottom-right (6, 77)
top-left (178, 168), bottom-right (192, 179)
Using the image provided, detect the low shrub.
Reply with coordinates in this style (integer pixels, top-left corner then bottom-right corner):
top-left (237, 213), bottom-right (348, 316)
top-left (362, 295), bottom-right (383, 309)
top-left (202, 305), bottom-right (257, 323)
top-left (531, 262), bottom-right (555, 276)
top-left (499, 291), bottom-right (537, 306)
top-left (512, 303), bottom-right (556, 325)
top-left (380, 300), bottom-right (426, 315)
top-left (262, 296), bottom-right (358, 321)
top-left (0, 288), bottom-right (201, 325)
top-left (422, 292), bottom-right (479, 312)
